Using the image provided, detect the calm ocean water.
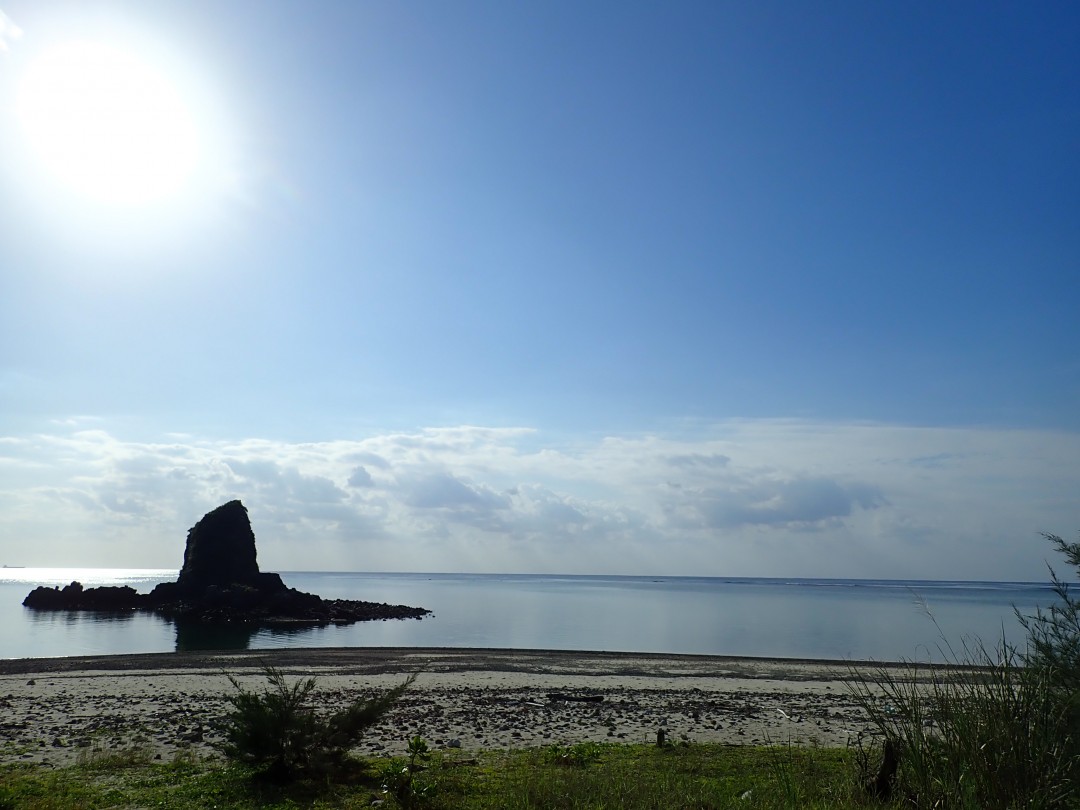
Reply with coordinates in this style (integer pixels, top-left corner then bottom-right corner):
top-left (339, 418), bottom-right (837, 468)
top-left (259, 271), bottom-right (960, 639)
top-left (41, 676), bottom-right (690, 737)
top-left (0, 569), bottom-right (1061, 662)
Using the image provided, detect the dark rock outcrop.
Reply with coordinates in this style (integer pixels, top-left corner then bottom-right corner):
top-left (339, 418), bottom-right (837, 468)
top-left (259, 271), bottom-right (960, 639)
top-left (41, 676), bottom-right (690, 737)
top-left (145, 500), bottom-right (288, 611)
top-left (22, 582), bottom-right (141, 612)
top-left (176, 500), bottom-right (265, 591)
top-left (23, 500), bottom-right (430, 627)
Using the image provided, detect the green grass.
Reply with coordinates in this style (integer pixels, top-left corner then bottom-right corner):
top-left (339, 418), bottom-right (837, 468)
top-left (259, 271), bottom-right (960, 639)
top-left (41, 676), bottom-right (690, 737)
top-left (0, 742), bottom-right (857, 810)
top-left (472, 742), bottom-right (854, 809)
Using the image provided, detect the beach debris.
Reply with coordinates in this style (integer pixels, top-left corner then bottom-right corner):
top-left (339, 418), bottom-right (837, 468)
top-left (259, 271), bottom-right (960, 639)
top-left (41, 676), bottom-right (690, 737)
top-left (866, 738), bottom-right (901, 801)
top-left (546, 693), bottom-right (604, 703)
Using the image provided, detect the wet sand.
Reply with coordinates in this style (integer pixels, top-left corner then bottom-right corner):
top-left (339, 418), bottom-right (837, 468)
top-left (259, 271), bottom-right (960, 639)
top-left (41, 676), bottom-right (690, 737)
top-left (0, 647), bottom-right (897, 766)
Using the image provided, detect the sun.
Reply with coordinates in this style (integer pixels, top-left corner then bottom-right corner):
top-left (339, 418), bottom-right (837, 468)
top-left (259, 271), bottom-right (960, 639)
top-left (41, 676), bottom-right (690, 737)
top-left (16, 39), bottom-right (200, 205)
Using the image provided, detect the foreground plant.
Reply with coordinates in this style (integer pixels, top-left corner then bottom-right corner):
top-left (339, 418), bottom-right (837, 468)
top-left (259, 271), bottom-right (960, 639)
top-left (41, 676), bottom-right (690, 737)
top-left (380, 734), bottom-right (435, 807)
top-left (852, 647), bottom-right (1074, 806)
top-left (1022, 533), bottom-right (1080, 737)
top-left (219, 666), bottom-right (416, 781)
top-left (850, 532), bottom-right (1080, 808)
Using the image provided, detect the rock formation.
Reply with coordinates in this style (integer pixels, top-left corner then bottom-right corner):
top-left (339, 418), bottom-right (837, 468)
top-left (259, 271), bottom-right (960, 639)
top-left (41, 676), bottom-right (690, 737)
top-left (21, 582), bottom-right (141, 611)
top-left (177, 500), bottom-right (268, 591)
top-left (23, 501), bottom-right (430, 626)
top-left (142, 500), bottom-right (289, 612)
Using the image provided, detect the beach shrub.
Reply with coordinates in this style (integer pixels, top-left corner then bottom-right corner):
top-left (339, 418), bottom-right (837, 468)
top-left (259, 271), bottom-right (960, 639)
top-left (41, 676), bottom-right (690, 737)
top-left (219, 666), bottom-right (415, 781)
top-left (1020, 533), bottom-right (1080, 732)
top-left (850, 532), bottom-right (1080, 808)
top-left (851, 645), bottom-right (1072, 807)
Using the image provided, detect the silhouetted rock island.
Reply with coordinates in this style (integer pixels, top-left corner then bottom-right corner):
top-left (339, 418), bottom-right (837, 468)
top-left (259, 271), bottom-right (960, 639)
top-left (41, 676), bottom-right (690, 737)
top-left (23, 500), bottom-right (430, 626)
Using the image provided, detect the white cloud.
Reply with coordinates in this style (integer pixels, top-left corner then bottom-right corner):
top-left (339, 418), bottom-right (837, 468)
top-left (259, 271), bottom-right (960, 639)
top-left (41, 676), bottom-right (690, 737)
top-left (347, 466), bottom-right (375, 488)
top-left (666, 453), bottom-right (731, 470)
top-left (682, 476), bottom-right (886, 530)
top-left (0, 420), bottom-right (1077, 579)
top-left (401, 472), bottom-right (510, 512)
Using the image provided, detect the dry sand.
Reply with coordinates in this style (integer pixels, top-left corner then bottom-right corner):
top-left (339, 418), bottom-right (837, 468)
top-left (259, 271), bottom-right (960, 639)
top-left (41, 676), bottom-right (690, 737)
top-left (0, 647), bottom-right (899, 766)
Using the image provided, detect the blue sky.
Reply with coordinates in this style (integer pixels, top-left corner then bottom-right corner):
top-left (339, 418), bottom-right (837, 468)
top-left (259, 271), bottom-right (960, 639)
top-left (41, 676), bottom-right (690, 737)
top-left (0, 1), bottom-right (1077, 579)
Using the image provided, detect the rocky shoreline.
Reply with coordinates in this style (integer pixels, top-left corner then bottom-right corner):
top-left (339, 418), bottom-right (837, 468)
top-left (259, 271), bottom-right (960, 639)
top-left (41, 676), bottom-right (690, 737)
top-left (22, 500), bottom-right (430, 626)
top-left (22, 580), bottom-right (430, 625)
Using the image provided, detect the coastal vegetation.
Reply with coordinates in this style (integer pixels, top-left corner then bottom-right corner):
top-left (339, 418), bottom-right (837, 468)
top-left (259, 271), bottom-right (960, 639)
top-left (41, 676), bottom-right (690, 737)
top-left (220, 667), bottom-right (417, 781)
top-left (848, 532), bottom-right (1080, 807)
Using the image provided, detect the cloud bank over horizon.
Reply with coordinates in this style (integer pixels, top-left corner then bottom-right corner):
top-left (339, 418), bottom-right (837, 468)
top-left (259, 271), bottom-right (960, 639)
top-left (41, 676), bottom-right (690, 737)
top-left (1, 419), bottom-right (1074, 582)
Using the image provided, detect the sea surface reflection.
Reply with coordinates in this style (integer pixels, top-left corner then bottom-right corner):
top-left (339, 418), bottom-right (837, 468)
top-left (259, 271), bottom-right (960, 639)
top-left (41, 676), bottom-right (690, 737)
top-left (1, 569), bottom-right (1059, 661)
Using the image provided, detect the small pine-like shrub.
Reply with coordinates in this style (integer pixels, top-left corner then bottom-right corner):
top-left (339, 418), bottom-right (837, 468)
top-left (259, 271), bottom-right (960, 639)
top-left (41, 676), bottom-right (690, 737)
top-left (1019, 532), bottom-right (1080, 797)
top-left (850, 532), bottom-right (1080, 808)
top-left (1021, 535), bottom-right (1080, 723)
top-left (219, 666), bottom-right (415, 780)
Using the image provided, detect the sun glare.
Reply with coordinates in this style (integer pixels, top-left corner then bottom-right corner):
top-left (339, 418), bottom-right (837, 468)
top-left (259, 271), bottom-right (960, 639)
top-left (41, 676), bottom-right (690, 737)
top-left (16, 39), bottom-right (200, 205)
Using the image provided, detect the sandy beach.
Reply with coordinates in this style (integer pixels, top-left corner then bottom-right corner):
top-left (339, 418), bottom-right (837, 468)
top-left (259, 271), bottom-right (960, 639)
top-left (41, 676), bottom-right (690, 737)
top-left (0, 648), bottom-right (894, 766)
